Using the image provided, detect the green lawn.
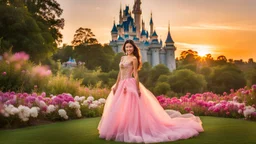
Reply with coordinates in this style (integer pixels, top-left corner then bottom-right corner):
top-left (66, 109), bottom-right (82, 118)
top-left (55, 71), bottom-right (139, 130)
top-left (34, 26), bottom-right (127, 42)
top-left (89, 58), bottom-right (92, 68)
top-left (0, 116), bottom-right (255, 144)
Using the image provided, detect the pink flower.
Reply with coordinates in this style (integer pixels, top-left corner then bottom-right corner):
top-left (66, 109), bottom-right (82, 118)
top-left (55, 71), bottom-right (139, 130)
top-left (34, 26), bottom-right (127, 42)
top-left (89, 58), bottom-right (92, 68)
top-left (10, 51), bottom-right (29, 62)
top-left (226, 112), bottom-right (230, 115)
top-left (32, 66), bottom-right (52, 77)
top-left (252, 85), bottom-right (256, 91)
top-left (2, 72), bottom-right (6, 75)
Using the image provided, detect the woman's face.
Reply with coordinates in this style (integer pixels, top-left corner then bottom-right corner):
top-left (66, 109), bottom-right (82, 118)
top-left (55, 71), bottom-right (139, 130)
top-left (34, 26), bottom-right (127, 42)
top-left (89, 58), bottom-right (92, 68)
top-left (125, 43), bottom-right (134, 55)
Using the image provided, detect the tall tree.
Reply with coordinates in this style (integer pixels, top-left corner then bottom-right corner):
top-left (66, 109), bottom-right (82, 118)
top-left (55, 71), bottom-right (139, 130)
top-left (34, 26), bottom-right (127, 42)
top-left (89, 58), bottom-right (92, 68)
top-left (71, 27), bottom-right (98, 46)
top-left (0, 0), bottom-right (64, 62)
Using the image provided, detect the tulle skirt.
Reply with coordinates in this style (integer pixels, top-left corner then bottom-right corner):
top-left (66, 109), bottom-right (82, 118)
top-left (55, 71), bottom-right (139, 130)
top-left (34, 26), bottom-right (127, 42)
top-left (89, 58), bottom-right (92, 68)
top-left (98, 78), bottom-right (204, 143)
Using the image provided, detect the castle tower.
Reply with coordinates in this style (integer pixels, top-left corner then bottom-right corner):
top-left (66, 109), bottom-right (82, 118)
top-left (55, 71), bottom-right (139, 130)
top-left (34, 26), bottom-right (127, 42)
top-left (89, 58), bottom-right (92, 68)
top-left (149, 30), bottom-right (161, 67)
top-left (111, 21), bottom-right (118, 41)
top-left (165, 22), bottom-right (176, 72)
top-left (132, 0), bottom-right (142, 39)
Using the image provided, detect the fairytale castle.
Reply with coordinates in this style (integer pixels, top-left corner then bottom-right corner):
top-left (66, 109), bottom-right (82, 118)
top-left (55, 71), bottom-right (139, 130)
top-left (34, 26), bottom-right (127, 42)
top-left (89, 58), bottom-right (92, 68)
top-left (109, 0), bottom-right (176, 71)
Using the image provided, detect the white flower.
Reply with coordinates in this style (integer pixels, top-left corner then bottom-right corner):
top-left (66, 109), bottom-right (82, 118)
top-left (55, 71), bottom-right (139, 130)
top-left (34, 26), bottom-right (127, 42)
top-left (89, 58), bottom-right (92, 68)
top-left (4, 104), bottom-right (19, 115)
top-left (58, 109), bottom-right (68, 119)
top-left (18, 105), bottom-right (31, 121)
top-left (30, 107), bottom-right (39, 118)
top-left (243, 106), bottom-right (256, 118)
top-left (69, 101), bottom-right (80, 109)
top-left (92, 100), bottom-right (100, 105)
top-left (238, 109), bottom-right (242, 114)
top-left (98, 98), bottom-right (106, 104)
top-left (75, 109), bottom-right (82, 118)
top-left (89, 103), bottom-right (98, 109)
top-left (82, 100), bottom-right (89, 106)
top-left (87, 96), bottom-right (94, 102)
top-left (74, 96), bottom-right (85, 102)
top-left (10, 107), bottom-right (19, 115)
top-left (47, 105), bottom-right (56, 113)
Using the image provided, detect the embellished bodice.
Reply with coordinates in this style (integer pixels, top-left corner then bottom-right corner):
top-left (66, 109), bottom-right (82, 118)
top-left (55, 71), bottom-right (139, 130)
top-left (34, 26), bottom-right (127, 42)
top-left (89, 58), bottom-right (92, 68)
top-left (119, 58), bottom-right (134, 80)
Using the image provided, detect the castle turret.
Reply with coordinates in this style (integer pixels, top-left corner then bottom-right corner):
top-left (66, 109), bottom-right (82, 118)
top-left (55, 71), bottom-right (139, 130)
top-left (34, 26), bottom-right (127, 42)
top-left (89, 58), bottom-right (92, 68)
top-left (132, 0), bottom-right (142, 39)
top-left (111, 21), bottom-right (118, 41)
top-left (165, 22), bottom-right (176, 72)
top-left (149, 30), bottom-right (161, 67)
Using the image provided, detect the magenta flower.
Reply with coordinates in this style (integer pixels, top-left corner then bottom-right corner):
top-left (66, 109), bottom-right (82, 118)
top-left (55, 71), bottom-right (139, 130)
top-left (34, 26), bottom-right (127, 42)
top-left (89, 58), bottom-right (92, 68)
top-left (2, 72), bottom-right (6, 75)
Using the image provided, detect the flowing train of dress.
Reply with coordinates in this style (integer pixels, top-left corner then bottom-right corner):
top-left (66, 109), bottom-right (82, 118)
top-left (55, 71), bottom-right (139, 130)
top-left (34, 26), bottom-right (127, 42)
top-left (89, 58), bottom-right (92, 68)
top-left (97, 59), bottom-right (204, 143)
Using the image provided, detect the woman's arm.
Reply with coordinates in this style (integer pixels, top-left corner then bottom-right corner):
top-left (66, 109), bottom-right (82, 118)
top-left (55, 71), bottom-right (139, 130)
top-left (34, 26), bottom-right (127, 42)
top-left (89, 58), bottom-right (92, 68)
top-left (132, 57), bottom-right (141, 97)
top-left (113, 56), bottom-right (123, 94)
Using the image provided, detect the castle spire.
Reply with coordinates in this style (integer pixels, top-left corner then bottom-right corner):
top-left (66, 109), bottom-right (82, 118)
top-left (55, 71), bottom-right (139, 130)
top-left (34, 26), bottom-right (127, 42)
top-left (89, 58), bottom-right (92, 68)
top-left (165, 21), bottom-right (174, 44)
top-left (150, 11), bottom-right (154, 36)
top-left (132, 0), bottom-right (142, 39)
top-left (119, 3), bottom-right (123, 24)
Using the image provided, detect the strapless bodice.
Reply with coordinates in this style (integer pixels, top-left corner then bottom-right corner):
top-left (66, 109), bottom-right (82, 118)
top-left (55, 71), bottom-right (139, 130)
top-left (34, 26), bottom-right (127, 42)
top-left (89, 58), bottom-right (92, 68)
top-left (119, 60), bottom-right (133, 80)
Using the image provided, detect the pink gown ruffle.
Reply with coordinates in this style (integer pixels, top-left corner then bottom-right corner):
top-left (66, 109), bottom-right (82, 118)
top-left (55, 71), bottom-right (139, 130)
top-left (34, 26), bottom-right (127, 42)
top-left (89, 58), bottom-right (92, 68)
top-left (98, 59), bottom-right (204, 143)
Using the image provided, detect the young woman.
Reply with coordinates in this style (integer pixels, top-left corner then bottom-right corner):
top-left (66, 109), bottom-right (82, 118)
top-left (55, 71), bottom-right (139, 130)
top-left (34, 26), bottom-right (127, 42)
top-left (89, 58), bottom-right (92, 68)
top-left (98, 39), bottom-right (204, 143)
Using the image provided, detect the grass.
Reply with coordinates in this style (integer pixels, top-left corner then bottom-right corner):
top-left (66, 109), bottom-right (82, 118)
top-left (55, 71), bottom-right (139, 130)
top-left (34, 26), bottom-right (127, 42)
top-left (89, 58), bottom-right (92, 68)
top-left (0, 116), bottom-right (255, 144)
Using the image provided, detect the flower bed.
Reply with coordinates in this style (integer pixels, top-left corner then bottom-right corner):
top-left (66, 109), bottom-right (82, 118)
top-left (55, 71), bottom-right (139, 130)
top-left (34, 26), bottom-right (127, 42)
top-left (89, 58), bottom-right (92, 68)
top-left (157, 85), bottom-right (256, 121)
top-left (0, 92), bottom-right (106, 128)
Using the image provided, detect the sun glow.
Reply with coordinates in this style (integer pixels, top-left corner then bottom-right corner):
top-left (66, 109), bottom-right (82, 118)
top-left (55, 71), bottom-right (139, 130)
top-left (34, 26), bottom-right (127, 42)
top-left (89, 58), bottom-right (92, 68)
top-left (196, 45), bottom-right (212, 56)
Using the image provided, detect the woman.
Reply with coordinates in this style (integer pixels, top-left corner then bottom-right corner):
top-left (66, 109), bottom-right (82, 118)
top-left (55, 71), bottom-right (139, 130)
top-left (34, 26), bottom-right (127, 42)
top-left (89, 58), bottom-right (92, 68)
top-left (98, 39), bottom-right (204, 143)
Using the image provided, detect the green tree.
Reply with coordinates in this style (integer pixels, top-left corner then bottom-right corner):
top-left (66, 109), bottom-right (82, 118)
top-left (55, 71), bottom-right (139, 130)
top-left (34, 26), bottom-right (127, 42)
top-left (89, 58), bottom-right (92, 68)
top-left (154, 82), bottom-right (171, 95)
top-left (111, 52), bottom-right (125, 71)
top-left (168, 69), bottom-right (207, 94)
top-left (74, 44), bottom-right (113, 72)
top-left (209, 65), bottom-right (246, 94)
top-left (0, 0), bottom-right (64, 63)
top-left (71, 27), bottom-right (98, 46)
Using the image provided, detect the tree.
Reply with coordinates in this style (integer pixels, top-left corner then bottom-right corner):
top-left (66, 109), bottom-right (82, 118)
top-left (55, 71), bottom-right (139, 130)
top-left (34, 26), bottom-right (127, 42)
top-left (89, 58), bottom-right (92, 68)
top-left (209, 65), bottom-right (246, 94)
top-left (71, 27), bottom-right (98, 46)
top-left (111, 52), bottom-right (125, 71)
top-left (216, 55), bottom-right (227, 65)
top-left (179, 49), bottom-right (199, 64)
top-left (74, 44), bottom-right (113, 72)
top-left (145, 64), bottom-right (170, 89)
top-left (25, 0), bottom-right (64, 44)
top-left (0, 0), bottom-right (64, 63)
top-left (168, 69), bottom-right (207, 94)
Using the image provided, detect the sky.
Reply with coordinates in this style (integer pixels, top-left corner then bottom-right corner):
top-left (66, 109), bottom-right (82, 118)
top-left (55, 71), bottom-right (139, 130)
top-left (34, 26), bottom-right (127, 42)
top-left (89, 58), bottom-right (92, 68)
top-left (56, 0), bottom-right (256, 61)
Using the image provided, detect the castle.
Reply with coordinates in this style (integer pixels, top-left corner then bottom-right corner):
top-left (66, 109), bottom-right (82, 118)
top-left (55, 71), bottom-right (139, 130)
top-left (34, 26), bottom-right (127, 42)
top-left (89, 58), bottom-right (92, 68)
top-left (109, 0), bottom-right (177, 71)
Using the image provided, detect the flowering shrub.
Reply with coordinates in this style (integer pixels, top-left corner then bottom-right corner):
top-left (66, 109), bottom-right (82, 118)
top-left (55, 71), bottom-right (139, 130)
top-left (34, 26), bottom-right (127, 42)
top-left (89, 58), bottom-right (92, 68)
top-left (0, 52), bottom-right (51, 92)
top-left (0, 92), bottom-right (106, 128)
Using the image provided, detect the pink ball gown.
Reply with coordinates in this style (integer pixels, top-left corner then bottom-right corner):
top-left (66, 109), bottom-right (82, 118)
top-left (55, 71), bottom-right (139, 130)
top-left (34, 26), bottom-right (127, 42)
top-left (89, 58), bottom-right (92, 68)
top-left (98, 59), bottom-right (204, 143)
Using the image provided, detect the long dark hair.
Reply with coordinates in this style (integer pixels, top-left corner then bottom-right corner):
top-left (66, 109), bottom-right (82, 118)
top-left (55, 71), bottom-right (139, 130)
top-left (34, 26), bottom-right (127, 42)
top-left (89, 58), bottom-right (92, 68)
top-left (122, 39), bottom-right (142, 70)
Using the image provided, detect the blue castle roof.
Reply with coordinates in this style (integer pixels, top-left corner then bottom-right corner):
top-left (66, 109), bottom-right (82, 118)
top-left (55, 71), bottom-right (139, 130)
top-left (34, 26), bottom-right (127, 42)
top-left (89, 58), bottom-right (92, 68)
top-left (141, 29), bottom-right (147, 36)
top-left (165, 31), bottom-right (174, 43)
top-left (152, 30), bottom-right (158, 37)
top-left (144, 41), bottom-right (150, 46)
top-left (150, 17), bottom-right (153, 25)
top-left (111, 22), bottom-right (118, 33)
top-left (151, 39), bottom-right (159, 44)
top-left (118, 35), bottom-right (124, 41)
top-left (133, 36), bottom-right (139, 41)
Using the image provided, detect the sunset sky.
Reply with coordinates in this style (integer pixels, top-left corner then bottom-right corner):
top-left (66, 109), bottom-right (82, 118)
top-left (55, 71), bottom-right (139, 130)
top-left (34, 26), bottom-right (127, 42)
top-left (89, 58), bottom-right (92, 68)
top-left (56, 0), bottom-right (256, 61)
